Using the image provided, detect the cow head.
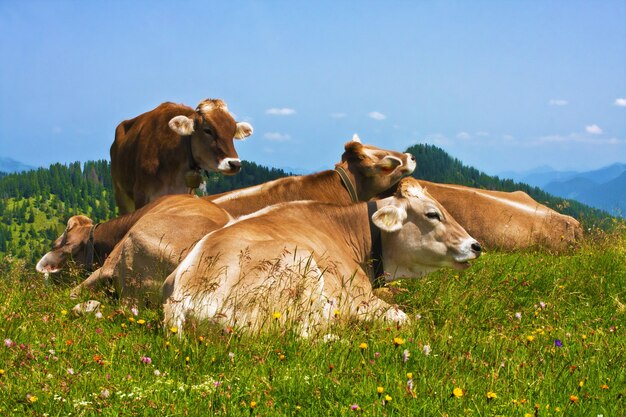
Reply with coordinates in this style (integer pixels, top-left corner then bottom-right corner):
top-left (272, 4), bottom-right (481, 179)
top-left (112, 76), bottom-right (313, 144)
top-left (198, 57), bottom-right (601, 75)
top-left (371, 177), bottom-right (482, 279)
top-left (337, 134), bottom-right (417, 200)
top-left (168, 99), bottom-right (253, 175)
top-left (36, 215), bottom-right (94, 274)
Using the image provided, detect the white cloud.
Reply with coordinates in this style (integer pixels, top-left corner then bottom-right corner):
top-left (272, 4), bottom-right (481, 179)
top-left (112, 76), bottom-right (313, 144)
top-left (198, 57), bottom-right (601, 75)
top-left (475, 131), bottom-right (490, 137)
top-left (266, 108), bottom-right (296, 116)
top-left (549, 99), bottom-right (569, 106)
top-left (585, 124), bottom-right (603, 135)
top-left (535, 133), bottom-right (621, 145)
top-left (330, 112), bottom-right (347, 119)
top-left (456, 131), bottom-right (471, 140)
top-left (368, 111), bottom-right (386, 121)
top-left (614, 98), bottom-right (626, 107)
top-left (263, 132), bottom-right (291, 142)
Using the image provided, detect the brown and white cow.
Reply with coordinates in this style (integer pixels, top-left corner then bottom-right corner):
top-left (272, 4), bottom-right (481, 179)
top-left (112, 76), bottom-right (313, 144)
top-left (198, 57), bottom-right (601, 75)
top-left (162, 177), bottom-right (482, 335)
top-left (111, 99), bottom-right (253, 214)
top-left (69, 136), bottom-right (416, 306)
top-left (415, 180), bottom-right (583, 251)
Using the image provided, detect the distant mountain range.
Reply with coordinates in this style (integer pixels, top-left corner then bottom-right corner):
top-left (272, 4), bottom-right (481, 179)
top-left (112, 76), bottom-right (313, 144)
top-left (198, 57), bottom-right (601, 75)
top-left (500, 163), bottom-right (626, 217)
top-left (0, 157), bottom-right (35, 174)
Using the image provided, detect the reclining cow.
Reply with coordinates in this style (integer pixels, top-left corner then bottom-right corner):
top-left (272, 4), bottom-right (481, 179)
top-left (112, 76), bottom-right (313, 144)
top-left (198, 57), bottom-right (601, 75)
top-left (414, 180), bottom-right (583, 251)
top-left (162, 177), bottom-right (482, 335)
top-left (68, 136), bottom-right (416, 306)
top-left (111, 98), bottom-right (253, 214)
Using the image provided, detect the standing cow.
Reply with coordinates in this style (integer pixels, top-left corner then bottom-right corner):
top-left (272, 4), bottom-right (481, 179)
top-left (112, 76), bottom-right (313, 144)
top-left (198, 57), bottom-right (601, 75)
top-left (111, 99), bottom-right (253, 214)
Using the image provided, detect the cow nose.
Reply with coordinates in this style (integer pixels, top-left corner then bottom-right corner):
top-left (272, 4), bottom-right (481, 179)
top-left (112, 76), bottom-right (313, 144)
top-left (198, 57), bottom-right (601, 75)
top-left (228, 160), bottom-right (241, 170)
top-left (471, 242), bottom-right (482, 254)
top-left (411, 154), bottom-right (416, 162)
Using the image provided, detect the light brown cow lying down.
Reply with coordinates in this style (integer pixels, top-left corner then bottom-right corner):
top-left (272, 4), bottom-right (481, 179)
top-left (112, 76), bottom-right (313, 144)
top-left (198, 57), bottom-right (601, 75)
top-left (69, 137), bottom-right (416, 306)
top-left (162, 177), bottom-right (482, 335)
top-left (415, 180), bottom-right (583, 251)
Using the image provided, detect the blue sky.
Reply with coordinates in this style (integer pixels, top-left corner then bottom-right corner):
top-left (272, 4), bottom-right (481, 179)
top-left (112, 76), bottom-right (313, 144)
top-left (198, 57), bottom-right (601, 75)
top-left (1, 1), bottom-right (624, 175)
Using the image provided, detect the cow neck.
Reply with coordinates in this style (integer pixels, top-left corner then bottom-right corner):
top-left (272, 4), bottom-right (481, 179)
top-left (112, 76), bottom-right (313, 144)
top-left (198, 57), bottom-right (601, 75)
top-left (367, 201), bottom-right (385, 288)
top-left (183, 135), bottom-right (201, 172)
top-left (334, 166), bottom-right (358, 203)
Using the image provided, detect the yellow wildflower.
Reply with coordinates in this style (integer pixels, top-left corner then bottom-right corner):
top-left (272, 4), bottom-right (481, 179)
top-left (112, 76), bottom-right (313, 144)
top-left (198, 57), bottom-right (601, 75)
top-left (487, 391), bottom-right (497, 399)
top-left (600, 384), bottom-right (609, 390)
top-left (27, 395), bottom-right (38, 403)
top-left (359, 342), bottom-right (368, 350)
top-left (377, 386), bottom-right (384, 394)
top-left (452, 387), bottom-right (464, 397)
top-left (569, 395), bottom-right (578, 403)
top-left (578, 380), bottom-right (585, 388)
top-left (61, 309), bottom-right (67, 316)
top-left (128, 317), bottom-right (135, 323)
top-left (250, 401), bottom-right (257, 409)
top-left (137, 319), bottom-right (146, 325)
top-left (406, 372), bottom-right (413, 379)
top-left (333, 309), bottom-right (341, 317)
top-left (272, 312), bottom-right (281, 320)
top-left (279, 354), bottom-right (285, 361)
top-left (526, 335), bottom-right (535, 342)
top-left (384, 395), bottom-right (392, 402)
top-left (0, 369), bottom-right (4, 376)
top-left (170, 326), bottom-right (178, 334)
top-left (393, 337), bottom-right (405, 346)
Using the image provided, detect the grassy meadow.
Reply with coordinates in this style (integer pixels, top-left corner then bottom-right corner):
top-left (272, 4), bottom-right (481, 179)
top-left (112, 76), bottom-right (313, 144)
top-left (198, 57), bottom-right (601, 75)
top-left (0, 227), bottom-right (624, 416)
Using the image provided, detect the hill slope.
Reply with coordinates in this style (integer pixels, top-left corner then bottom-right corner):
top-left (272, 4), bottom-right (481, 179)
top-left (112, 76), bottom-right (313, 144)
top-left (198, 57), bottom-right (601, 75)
top-left (0, 146), bottom-right (612, 263)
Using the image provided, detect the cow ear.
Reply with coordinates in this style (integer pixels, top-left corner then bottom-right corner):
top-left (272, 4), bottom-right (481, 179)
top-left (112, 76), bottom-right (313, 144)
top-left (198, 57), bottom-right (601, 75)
top-left (396, 177), bottom-right (424, 198)
top-left (168, 115), bottom-right (195, 136)
top-left (351, 133), bottom-right (361, 143)
top-left (371, 205), bottom-right (407, 232)
top-left (67, 215), bottom-right (93, 230)
top-left (234, 122), bottom-right (253, 139)
top-left (375, 155), bottom-right (402, 174)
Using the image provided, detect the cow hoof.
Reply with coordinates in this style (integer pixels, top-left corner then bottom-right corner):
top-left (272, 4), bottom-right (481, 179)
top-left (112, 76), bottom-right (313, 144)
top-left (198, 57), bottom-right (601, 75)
top-left (72, 300), bottom-right (102, 316)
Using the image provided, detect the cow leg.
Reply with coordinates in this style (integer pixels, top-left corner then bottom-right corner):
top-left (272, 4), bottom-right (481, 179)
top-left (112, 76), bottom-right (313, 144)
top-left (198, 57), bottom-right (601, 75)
top-left (69, 267), bottom-right (110, 299)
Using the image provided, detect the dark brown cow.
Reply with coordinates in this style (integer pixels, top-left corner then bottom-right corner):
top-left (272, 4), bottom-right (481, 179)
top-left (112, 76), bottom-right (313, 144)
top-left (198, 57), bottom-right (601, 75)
top-left (111, 99), bottom-right (253, 214)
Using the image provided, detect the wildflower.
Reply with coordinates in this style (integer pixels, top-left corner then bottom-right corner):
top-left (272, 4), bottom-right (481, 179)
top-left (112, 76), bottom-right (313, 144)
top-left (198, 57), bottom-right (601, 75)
top-left (100, 389), bottom-right (110, 399)
top-left (377, 386), bottom-right (384, 395)
top-left (350, 404), bottom-right (359, 411)
top-left (384, 395), bottom-right (392, 402)
top-left (329, 364), bottom-right (334, 372)
top-left (526, 335), bottom-right (535, 342)
top-left (272, 312), bottom-right (281, 320)
top-left (333, 309), bottom-right (341, 317)
top-left (61, 309), bottom-right (67, 316)
top-left (95, 328), bottom-right (103, 334)
top-left (228, 352), bottom-right (235, 360)
top-left (539, 301), bottom-right (546, 309)
top-left (406, 372), bottom-right (413, 379)
top-left (452, 387), bottom-right (464, 398)
top-left (141, 356), bottom-right (152, 364)
top-left (128, 317), bottom-right (135, 323)
top-left (3, 339), bottom-right (15, 348)
top-left (66, 339), bottom-right (74, 346)
top-left (515, 312), bottom-right (522, 320)
top-left (569, 395), bottom-right (579, 403)
top-left (67, 368), bottom-right (75, 375)
top-left (554, 339), bottom-right (563, 347)
top-left (169, 326), bottom-right (178, 334)
top-left (407, 375), bottom-right (414, 391)
top-left (393, 337), bottom-right (405, 346)
top-left (600, 384), bottom-right (609, 390)
top-left (374, 352), bottom-right (381, 358)
top-left (415, 313), bottom-right (422, 320)
top-left (487, 391), bottom-right (497, 400)
top-left (95, 311), bottom-right (103, 319)
top-left (131, 307), bottom-right (139, 316)
top-left (26, 394), bottom-right (38, 403)
top-left (423, 345), bottom-right (431, 355)
top-left (249, 401), bottom-right (257, 409)
top-left (185, 356), bottom-right (190, 363)
top-left (581, 334), bottom-right (587, 340)
top-left (578, 379), bottom-right (585, 389)
top-left (279, 354), bottom-right (285, 361)
top-left (154, 369), bottom-right (161, 376)
top-left (137, 319), bottom-right (146, 325)
top-left (359, 342), bottom-right (368, 350)
top-left (0, 369), bottom-right (5, 376)
top-left (121, 323), bottom-right (126, 329)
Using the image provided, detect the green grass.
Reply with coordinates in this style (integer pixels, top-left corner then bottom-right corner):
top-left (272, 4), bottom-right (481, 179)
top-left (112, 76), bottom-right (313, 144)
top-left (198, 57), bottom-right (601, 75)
top-left (1, 229), bottom-right (624, 416)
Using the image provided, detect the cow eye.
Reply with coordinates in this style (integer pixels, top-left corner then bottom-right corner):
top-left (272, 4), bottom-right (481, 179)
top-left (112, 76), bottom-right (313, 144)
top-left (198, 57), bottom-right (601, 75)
top-left (203, 127), bottom-right (214, 136)
top-left (426, 212), bottom-right (441, 221)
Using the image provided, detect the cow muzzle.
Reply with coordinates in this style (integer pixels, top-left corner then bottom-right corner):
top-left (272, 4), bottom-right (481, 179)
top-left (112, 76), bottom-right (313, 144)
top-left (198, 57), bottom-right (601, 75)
top-left (217, 158), bottom-right (242, 175)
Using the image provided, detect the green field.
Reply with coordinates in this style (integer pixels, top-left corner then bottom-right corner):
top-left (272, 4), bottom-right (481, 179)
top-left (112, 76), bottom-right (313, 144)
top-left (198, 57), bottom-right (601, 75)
top-left (1, 227), bottom-right (624, 416)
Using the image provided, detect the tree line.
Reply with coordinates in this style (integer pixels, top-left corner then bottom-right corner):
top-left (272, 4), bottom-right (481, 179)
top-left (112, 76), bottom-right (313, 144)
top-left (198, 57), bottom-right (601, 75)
top-left (0, 145), bottom-right (612, 263)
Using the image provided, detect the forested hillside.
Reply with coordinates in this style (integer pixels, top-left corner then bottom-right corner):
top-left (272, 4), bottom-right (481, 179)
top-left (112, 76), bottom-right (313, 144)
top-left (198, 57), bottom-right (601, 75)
top-left (407, 144), bottom-right (608, 223)
top-left (0, 144), bottom-right (612, 264)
